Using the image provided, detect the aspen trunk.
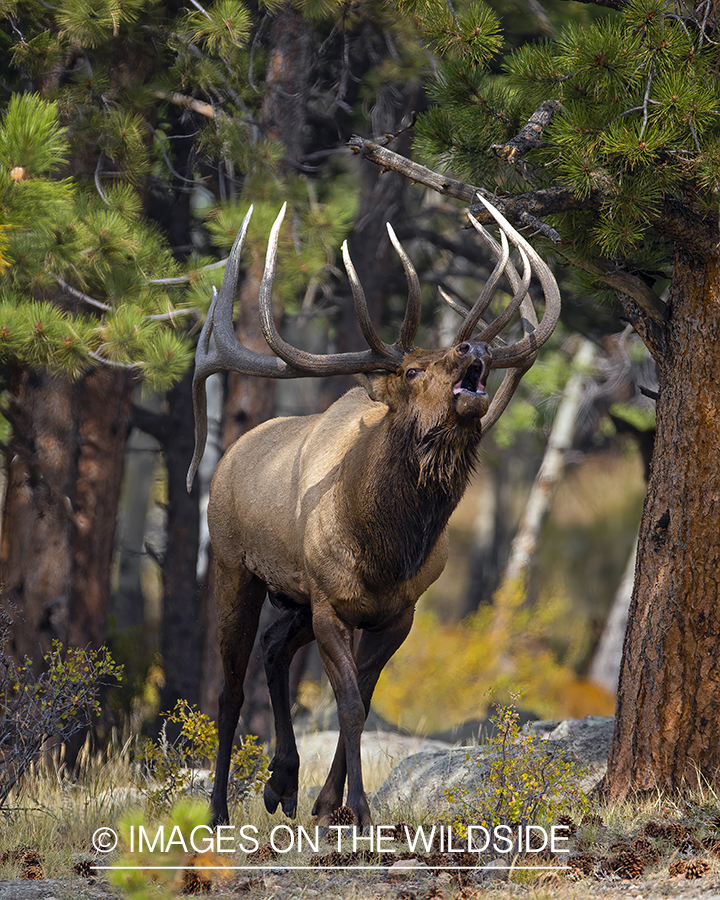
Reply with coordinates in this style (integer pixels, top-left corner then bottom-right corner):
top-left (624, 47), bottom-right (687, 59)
top-left (499, 338), bottom-right (596, 591)
top-left (606, 250), bottom-right (720, 797)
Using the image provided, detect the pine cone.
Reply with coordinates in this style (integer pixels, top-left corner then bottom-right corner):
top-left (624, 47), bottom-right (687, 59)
top-left (568, 852), bottom-right (597, 875)
top-left (458, 888), bottom-right (480, 899)
top-left (643, 820), bottom-right (670, 840)
top-left (555, 814), bottom-right (577, 837)
top-left (667, 823), bottom-right (691, 846)
top-left (422, 887), bottom-right (446, 900)
top-left (72, 858), bottom-right (97, 879)
top-left (631, 836), bottom-right (659, 863)
top-left (581, 813), bottom-right (604, 827)
top-left (704, 837), bottom-right (720, 855)
top-left (423, 852), bottom-right (447, 874)
top-left (19, 850), bottom-right (44, 880)
top-left (310, 851), bottom-right (344, 867)
top-left (610, 851), bottom-right (645, 879)
top-left (669, 859), bottom-right (687, 876)
top-left (395, 892), bottom-right (417, 900)
top-left (181, 868), bottom-right (212, 894)
top-left (683, 857), bottom-right (711, 879)
top-left (679, 834), bottom-right (703, 856)
top-left (394, 822), bottom-right (416, 843)
top-left (593, 857), bottom-right (616, 879)
top-left (248, 842), bottom-right (276, 862)
top-left (21, 865), bottom-right (43, 881)
top-left (329, 805), bottom-right (356, 827)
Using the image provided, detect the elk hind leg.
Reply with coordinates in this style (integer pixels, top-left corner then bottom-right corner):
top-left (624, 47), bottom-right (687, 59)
top-left (261, 600), bottom-right (314, 818)
top-left (211, 561), bottom-right (267, 826)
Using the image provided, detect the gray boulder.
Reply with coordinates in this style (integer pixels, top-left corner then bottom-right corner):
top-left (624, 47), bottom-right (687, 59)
top-left (372, 715), bottom-right (614, 818)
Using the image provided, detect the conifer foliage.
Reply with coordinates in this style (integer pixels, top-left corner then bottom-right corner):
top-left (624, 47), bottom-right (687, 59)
top-left (409, 0), bottom-right (720, 295)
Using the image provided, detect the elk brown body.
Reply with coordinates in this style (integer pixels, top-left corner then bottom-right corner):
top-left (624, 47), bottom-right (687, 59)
top-left (188, 199), bottom-right (560, 827)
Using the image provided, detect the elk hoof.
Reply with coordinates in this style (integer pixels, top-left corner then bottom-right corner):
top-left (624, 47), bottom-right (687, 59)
top-left (264, 783), bottom-right (297, 818)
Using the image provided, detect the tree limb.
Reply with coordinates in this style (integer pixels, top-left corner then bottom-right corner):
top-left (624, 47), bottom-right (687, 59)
top-left (491, 100), bottom-right (562, 162)
top-left (348, 136), bottom-right (590, 242)
top-left (349, 134), bottom-right (478, 203)
top-left (153, 90), bottom-right (215, 119)
top-left (653, 196), bottom-right (720, 261)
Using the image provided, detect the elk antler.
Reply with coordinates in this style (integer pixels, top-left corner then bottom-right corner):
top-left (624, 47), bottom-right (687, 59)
top-left (442, 194), bottom-right (561, 435)
top-left (187, 204), bottom-right (421, 490)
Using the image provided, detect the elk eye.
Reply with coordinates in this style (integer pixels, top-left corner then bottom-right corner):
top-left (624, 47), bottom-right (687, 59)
top-left (405, 368), bottom-right (422, 380)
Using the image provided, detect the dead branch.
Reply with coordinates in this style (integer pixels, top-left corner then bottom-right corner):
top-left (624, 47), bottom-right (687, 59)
top-left (491, 100), bottom-right (562, 162)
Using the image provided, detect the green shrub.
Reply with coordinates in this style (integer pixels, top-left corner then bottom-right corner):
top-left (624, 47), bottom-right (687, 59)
top-left (138, 699), bottom-right (268, 814)
top-left (445, 698), bottom-right (590, 828)
top-left (0, 607), bottom-right (122, 811)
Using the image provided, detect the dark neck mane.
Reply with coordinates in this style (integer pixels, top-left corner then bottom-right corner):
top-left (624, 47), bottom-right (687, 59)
top-left (341, 412), bottom-right (482, 592)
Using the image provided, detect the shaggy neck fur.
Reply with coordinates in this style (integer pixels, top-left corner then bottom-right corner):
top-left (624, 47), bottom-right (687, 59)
top-left (340, 407), bottom-right (482, 593)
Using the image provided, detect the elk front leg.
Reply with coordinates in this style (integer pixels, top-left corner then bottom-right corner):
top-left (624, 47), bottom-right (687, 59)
top-left (311, 603), bottom-right (414, 828)
top-left (210, 561), bottom-right (267, 826)
top-left (261, 601), bottom-right (314, 818)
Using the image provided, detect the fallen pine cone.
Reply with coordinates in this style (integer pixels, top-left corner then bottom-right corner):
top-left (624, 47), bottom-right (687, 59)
top-left (328, 805), bottom-right (356, 827)
top-left (684, 858), bottom-right (711, 879)
top-left (610, 851), bottom-right (645, 879)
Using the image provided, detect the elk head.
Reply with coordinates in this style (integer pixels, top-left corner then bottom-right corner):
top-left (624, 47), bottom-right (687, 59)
top-left (186, 195), bottom-right (560, 492)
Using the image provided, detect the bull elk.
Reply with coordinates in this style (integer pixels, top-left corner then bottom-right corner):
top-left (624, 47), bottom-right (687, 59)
top-left (187, 197), bottom-right (560, 828)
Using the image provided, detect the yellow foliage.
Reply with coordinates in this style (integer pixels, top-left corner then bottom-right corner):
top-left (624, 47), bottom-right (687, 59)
top-left (373, 579), bottom-right (614, 732)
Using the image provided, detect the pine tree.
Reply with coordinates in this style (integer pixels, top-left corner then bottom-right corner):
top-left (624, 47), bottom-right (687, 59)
top-left (370, 0), bottom-right (720, 798)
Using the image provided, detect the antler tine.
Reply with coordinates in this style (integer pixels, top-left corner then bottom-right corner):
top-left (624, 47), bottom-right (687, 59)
top-left (386, 224), bottom-right (421, 352)
top-left (438, 286), bottom-right (469, 319)
top-left (474, 226), bottom-right (532, 345)
top-left (474, 195), bottom-right (560, 369)
top-left (454, 228), bottom-right (510, 344)
top-left (258, 205), bottom-right (402, 374)
top-left (342, 240), bottom-right (391, 357)
top-left (480, 366), bottom-right (532, 436)
top-left (189, 207), bottom-right (296, 491)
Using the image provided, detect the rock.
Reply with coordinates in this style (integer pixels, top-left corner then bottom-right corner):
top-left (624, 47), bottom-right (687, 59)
top-left (372, 716), bottom-right (614, 818)
top-left (298, 730), bottom-right (453, 792)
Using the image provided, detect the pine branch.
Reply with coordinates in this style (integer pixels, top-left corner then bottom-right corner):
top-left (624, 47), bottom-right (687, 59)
top-left (560, 250), bottom-right (668, 361)
top-left (348, 135), bottom-right (478, 203)
top-left (52, 275), bottom-right (111, 312)
top-left (654, 197), bottom-right (720, 260)
top-left (468, 189), bottom-right (596, 242)
top-left (153, 90), bottom-right (215, 119)
top-left (491, 100), bottom-right (562, 162)
top-left (349, 135), bottom-right (586, 244)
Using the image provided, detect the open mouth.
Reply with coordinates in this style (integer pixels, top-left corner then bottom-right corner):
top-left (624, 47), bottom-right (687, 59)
top-left (453, 363), bottom-right (488, 397)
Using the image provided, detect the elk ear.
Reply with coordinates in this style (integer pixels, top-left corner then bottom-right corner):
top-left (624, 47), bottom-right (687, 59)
top-left (356, 372), bottom-right (390, 403)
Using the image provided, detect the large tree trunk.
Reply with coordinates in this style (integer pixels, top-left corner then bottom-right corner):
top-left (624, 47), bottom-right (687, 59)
top-left (1, 367), bottom-right (133, 662)
top-left (606, 249), bottom-right (720, 797)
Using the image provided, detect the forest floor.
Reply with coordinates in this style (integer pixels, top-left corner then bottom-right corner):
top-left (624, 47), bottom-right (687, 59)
top-left (4, 860), bottom-right (720, 900)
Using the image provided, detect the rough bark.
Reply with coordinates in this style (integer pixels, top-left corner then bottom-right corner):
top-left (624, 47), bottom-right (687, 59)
top-left (1, 367), bottom-right (133, 662)
top-left (606, 249), bottom-right (720, 797)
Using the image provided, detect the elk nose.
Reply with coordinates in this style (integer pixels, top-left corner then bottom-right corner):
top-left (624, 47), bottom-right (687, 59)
top-left (456, 341), bottom-right (491, 360)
